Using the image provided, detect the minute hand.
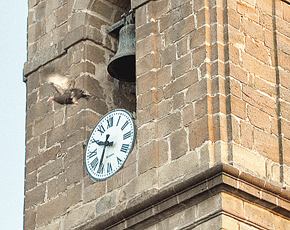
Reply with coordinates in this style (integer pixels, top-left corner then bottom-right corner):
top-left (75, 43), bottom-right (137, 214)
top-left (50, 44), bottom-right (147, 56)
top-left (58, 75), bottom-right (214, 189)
top-left (98, 134), bottom-right (110, 171)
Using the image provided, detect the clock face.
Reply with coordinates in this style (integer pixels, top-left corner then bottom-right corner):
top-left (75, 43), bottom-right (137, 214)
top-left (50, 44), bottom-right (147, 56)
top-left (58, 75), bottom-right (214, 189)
top-left (85, 109), bottom-right (135, 180)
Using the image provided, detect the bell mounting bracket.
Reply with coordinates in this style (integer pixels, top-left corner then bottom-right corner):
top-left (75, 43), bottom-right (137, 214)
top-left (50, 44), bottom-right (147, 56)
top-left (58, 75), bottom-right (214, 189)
top-left (106, 11), bottom-right (135, 37)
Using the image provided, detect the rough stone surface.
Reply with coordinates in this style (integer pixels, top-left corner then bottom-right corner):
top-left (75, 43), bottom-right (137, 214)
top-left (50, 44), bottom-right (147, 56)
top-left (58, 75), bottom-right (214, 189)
top-left (24, 0), bottom-right (290, 229)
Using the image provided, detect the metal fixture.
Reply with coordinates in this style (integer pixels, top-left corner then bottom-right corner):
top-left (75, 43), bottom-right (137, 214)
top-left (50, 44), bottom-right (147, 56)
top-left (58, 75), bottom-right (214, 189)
top-left (107, 12), bottom-right (136, 82)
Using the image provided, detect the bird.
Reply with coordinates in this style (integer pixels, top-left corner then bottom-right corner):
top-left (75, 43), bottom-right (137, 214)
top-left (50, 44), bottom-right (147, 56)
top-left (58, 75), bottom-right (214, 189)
top-left (47, 74), bottom-right (90, 105)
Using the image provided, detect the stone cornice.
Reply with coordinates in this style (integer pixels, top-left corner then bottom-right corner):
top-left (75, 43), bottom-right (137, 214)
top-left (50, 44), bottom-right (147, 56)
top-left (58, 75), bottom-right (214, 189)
top-left (76, 163), bottom-right (290, 229)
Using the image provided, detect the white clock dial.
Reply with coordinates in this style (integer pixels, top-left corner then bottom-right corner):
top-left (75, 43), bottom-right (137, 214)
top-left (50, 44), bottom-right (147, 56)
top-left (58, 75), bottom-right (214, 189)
top-left (85, 109), bottom-right (135, 180)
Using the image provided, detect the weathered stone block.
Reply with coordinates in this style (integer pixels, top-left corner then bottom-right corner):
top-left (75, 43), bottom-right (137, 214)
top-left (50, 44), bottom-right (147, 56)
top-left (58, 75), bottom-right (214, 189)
top-left (67, 160), bottom-right (84, 185)
top-left (63, 202), bottom-right (96, 230)
top-left (159, 150), bottom-right (199, 186)
top-left (122, 160), bottom-right (137, 184)
top-left (137, 35), bottom-right (157, 60)
top-left (25, 171), bottom-right (37, 191)
top-left (24, 207), bottom-right (36, 230)
top-left (34, 113), bottom-right (54, 136)
top-left (189, 26), bottom-right (206, 50)
top-left (242, 85), bottom-right (276, 116)
top-left (170, 128), bottom-right (188, 160)
top-left (158, 112), bottom-right (181, 138)
top-left (139, 141), bottom-right (156, 174)
top-left (138, 122), bottom-right (156, 146)
top-left (247, 105), bottom-right (271, 132)
top-left (137, 104), bottom-right (155, 126)
top-left (244, 202), bottom-right (274, 229)
top-left (25, 183), bottom-right (46, 209)
top-left (197, 193), bottom-right (222, 219)
top-left (240, 121), bottom-right (253, 149)
top-left (38, 158), bottom-right (63, 183)
top-left (232, 144), bottom-right (266, 176)
top-left (26, 138), bottom-right (39, 160)
top-left (222, 193), bottom-right (244, 219)
top-left (136, 21), bottom-right (156, 41)
top-left (26, 145), bottom-right (59, 174)
top-left (86, 43), bottom-right (106, 64)
top-left (157, 98), bottom-right (172, 119)
top-left (172, 53), bottom-right (191, 79)
top-left (156, 65), bottom-right (172, 89)
top-left (164, 15), bottom-right (195, 46)
top-left (91, 1), bottom-right (114, 21)
top-left (254, 128), bottom-right (279, 163)
top-left (160, 44), bottom-right (176, 67)
top-left (107, 171), bottom-right (122, 192)
top-left (120, 169), bottom-right (157, 201)
top-left (138, 90), bottom-right (154, 110)
top-left (46, 124), bottom-right (67, 148)
top-left (137, 53), bottom-right (158, 76)
top-left (189, 116), bottom-right (209, 150)
top-left (67, 183), bottom-right (82, 208)
top-left (186, 77), bottom-right (207, 103)
top-left (36, 194), bottom-right (67, 226)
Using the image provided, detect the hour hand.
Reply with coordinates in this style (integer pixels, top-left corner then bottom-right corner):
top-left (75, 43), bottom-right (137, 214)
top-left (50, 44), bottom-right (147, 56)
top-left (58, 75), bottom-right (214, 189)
top-left (96, 140), bottom-right (114, 146)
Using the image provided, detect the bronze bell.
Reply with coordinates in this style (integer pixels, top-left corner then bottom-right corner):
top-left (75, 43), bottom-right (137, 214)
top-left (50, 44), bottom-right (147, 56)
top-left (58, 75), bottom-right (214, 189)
top-left (107, 23), bottom-right (136, 82)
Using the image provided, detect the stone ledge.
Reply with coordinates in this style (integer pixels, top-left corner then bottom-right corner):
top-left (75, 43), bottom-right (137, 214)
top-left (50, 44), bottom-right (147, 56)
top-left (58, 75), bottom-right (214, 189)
top-left (75, 163), bottom-right (290, 229)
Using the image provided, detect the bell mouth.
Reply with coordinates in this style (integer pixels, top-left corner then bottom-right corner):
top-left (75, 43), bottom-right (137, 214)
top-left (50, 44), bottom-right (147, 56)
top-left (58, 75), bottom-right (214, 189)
top-left (108, 55), bottom-right (136, 82)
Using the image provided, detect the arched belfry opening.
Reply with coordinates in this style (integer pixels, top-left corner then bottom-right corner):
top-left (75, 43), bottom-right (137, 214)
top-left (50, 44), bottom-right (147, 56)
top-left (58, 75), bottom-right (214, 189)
top-left (108, 1), bottom-right (136, 113)
top-left (86, 0), bottom-right (136, 113)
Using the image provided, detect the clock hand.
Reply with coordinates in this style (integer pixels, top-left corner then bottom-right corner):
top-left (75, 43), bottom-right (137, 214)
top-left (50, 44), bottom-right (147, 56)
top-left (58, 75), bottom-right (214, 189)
top-left (98, 134), bottom-right (110, 171)
top-left (96, 140), bottom-right (114, 146)
top-left (92, 137), bottom-right (113, 146)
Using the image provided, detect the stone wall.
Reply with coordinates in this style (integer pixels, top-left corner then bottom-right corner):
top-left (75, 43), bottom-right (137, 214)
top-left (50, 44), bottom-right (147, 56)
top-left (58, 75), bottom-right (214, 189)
top-left (24, 0), bottom-right (133, 229)
top-left (227, 0), bottom-right (290, 187)
top-left (24, 0), bottom-right (290, 229)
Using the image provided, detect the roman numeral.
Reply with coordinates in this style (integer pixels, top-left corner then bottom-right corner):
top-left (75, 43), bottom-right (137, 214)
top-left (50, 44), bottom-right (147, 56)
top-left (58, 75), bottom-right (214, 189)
top-left (123, 131), bottom-right (131, 140)
top-left (117, 157), bottom-right (122, 165)
top-left (97, 124), bottom-right (105, 135)
top-left (97, 163), bottom-right (104, 174)
top-left (120, 144), bottom-right (129, 153)
top-left (88, 148), bottom-right (97, 158)
top-left (121, 120), bottom-right (129, 131)
top-left (107, 162), bottom-right (112, 173)
top-left (107, 117), bottom-right (113, 129)
top-left (116, 116), bottom-right (121, 126)
top-left (90, 156), bottom-right (99, 170)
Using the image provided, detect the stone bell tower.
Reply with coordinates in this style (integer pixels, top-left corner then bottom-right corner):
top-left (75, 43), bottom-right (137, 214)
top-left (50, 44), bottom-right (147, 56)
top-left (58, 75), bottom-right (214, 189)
top-left (24, 0), bottom-right (290, 229)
